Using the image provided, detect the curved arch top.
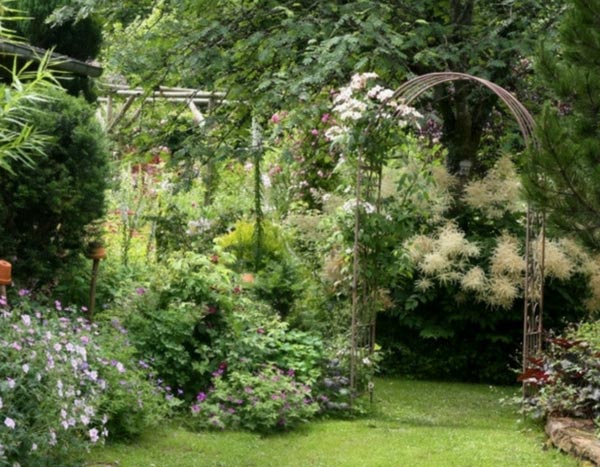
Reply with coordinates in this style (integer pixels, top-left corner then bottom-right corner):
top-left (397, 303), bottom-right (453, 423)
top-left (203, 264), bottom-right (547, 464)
top-left (390, 72), bottom-right (537, 147)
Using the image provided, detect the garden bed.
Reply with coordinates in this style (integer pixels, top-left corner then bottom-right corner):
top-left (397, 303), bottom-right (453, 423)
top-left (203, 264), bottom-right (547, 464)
top-left (546, 417), bottom-right (600, 466)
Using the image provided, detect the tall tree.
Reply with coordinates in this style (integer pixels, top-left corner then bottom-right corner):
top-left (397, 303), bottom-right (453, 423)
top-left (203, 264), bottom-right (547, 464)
top-left (99, 0), bottom-right (551, 171)
top-left (524, 0), bottom-right (600, 248)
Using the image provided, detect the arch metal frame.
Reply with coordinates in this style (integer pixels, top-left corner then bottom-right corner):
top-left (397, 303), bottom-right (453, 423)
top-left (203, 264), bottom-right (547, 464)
top-left (350, 72), bottom-right (544, 398)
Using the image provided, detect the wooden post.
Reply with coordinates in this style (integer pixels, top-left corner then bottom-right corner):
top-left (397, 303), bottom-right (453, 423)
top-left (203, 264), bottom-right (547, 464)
top-left (88, 258), bottom-right (100, 321)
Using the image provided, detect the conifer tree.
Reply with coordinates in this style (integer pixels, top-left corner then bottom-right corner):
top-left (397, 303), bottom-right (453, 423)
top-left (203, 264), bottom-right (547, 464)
top-left (524, 0), bottom-right (600, 248)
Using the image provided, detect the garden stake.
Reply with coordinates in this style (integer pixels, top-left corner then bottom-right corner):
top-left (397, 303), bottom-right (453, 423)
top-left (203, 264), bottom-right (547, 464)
top-left (88, 258), bottom-right (100, 321)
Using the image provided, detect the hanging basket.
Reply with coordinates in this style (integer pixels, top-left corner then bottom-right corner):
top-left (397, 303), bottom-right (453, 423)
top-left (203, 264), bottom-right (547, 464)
top-left (0, 260), bottom-right (12, 285)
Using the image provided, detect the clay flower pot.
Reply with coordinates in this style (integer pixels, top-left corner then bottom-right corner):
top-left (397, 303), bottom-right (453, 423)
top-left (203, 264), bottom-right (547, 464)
top-left (241, 273), bottom-right (255, 284)
top-left (0, 260), bottom-right (11, 285)
top-left (86, 243), bottom-right (107, 260)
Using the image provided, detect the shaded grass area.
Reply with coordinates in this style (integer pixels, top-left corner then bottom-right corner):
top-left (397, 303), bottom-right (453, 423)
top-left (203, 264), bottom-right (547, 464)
top-left (89, 379), bottom-right (577, 467)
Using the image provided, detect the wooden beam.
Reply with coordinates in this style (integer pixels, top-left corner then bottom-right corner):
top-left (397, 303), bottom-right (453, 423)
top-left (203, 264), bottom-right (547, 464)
top-left (0, 39), bottom-right (103, 77)
top-left (107, 95), bottom-right (137, 132)
top-left (188, 100), bottom-right (205, 126)
top-left (98, 97), bottom-right (221, 105)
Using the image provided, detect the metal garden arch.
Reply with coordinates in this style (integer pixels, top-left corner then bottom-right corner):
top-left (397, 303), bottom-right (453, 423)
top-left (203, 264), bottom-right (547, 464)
top-left (350, 72), bottom-right (544, 398)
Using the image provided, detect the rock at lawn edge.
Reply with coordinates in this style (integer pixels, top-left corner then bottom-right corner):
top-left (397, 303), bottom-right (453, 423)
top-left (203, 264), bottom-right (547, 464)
top-left (546, 417), bottom-right (600, 465)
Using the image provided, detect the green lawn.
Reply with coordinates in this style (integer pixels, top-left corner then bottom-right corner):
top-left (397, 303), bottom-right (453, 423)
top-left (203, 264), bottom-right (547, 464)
top-left (89, 379), bottom-right (577, 467)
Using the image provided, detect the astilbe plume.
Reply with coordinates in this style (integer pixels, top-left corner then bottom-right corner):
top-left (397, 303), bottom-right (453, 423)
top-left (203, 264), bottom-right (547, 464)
top-left (462, 154), bottom-right (522, 218)
top-left (461, 266), bottom-right (487, 293)
top-left (489, 233), bottom-right (525, 280)
top-left (541, 239), bottom-right (573, 281)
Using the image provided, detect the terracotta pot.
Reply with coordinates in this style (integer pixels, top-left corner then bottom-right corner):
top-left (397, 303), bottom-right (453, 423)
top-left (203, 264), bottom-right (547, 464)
top-left (0, 260), bottom-right (11, 285)
top-left (86, 247), bottom-right (106, 260)
top-left (241, 273), bottom-right (255, 284)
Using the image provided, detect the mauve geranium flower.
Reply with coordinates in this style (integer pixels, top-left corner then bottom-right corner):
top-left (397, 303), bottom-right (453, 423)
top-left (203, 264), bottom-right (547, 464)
top-left (4, 417), bottom-right (15, 429)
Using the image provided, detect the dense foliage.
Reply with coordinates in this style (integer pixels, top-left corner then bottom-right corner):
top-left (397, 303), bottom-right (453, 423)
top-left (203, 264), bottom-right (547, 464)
top-left (4, 0), bottom-right (600, 459)
top-left (14, 0), bottom-right (103, 99)
top-left (521, 323), bottom-right (600, 423)
top-left (524, 0), bottom-right (600, 249)
top-left (0, 88), bottom-right (109, 286)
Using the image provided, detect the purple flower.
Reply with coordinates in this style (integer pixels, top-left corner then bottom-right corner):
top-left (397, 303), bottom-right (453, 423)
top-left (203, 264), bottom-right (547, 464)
top-left (135, 287), bottom-right (146, 295)
top-left (18, 289), bottom-right (30, 297)
top-left (196, 392), bottom-right (207, 402)
top-left (54, 300), bottom-right (62, 311)
top-left (257, 327), bottom-right (265, 334)
top-left (4, 417), bottom-right (15, 429)
top-left (89, 428), bottom-right (99, 443)
top-left (244, 386), bottom-right (254, 394)
top-left (191, 404), bottom-right (201, 413)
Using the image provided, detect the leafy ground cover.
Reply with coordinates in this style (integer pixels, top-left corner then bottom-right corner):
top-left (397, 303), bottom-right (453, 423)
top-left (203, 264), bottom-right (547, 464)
top-left (89, 379), bottom-right (576, 467)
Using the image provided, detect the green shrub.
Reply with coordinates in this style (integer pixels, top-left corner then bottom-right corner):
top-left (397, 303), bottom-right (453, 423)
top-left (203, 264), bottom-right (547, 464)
top-left (215, 220), bottom-right (288, 271)
top-left (190, 365), bottom-right (319, 432)
top-left (122, 251), bottom-right (237, 394)
top-left (112, 249), bottom-right (325, 422)
top-left (0, 88), bottom-right (109, 286)
top-left (93, 322), bottom-right (171, 440)
top-left (211, 305), bottom-right (323, 386)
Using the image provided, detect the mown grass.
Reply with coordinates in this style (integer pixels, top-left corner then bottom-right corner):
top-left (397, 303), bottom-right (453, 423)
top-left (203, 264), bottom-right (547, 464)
top-left (89, 378), bottom-right (577, 467)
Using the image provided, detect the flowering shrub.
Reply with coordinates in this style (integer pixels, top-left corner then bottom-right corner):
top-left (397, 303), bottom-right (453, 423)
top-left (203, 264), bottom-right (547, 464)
top-left (210, 305), bottom-right (323, 386)
top-left (190, 365), bottom-right (319, 432)
top-left (92, 320), bottom-right (170, 440)
top-left (0, 297), bottom-right (109, 465)
top-left (0, 294), bottom-right (167, 465)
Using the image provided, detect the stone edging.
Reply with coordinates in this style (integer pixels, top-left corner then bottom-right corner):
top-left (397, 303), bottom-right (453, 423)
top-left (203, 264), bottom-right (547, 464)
top-left (546, 417), bottom-right (600, 465)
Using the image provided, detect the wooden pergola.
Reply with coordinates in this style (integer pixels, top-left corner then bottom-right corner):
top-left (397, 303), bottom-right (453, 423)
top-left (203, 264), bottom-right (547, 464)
top-left (97, 84), bottom-right (227, 132)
